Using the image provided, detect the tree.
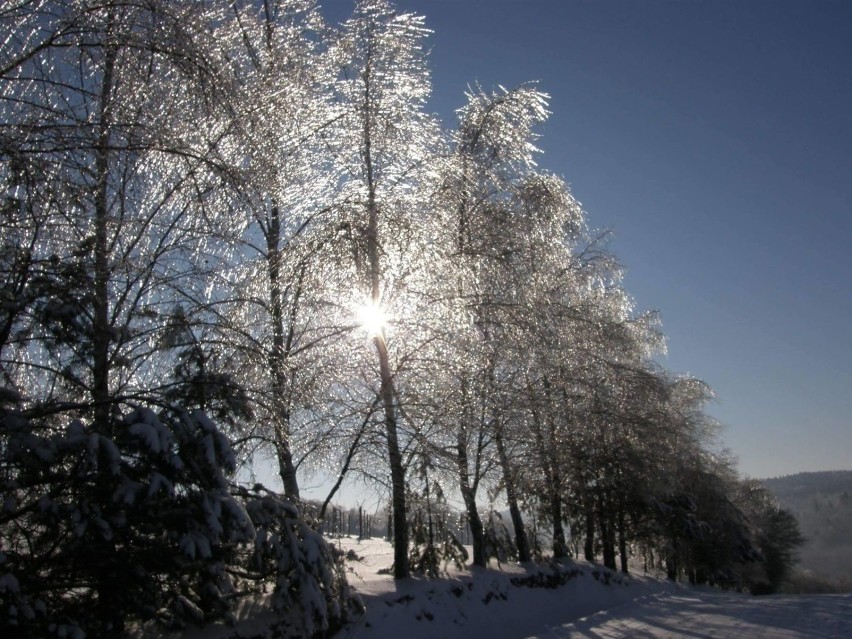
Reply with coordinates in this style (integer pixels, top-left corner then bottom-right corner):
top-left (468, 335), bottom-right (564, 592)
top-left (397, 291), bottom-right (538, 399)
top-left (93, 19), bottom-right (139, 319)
top-left (738, 480), bottom-right (805, 593)
top-left (0, 0), bottom-right (243, 426)
top-left (0, 3), bottom-right (356, 635)
top-left (519, 236), bottom-right (628, 561)
top-left (0, 409), bottom-right (358, 637)
top-left (209, 0), bottom-right (344, 501)
top-left (1, 409), bottom-right (248, 635)
top-left (331, 0), bottom-right (441, 578)
top-left (1, 1), bottom-right (234, 632)
top-left (433, 83), bottom-right (596, 565)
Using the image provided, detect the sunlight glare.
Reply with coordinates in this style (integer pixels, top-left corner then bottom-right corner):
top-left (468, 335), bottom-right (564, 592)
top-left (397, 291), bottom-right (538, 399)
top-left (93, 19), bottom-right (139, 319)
top-left (358, 302), bottom-right (389, 338)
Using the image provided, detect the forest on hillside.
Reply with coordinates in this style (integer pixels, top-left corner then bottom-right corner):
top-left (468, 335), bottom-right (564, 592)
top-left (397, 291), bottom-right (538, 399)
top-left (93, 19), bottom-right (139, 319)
top-left (0, 1), bottom-right (805, 636)
top-left (764, 471), bottom-right (852, 590)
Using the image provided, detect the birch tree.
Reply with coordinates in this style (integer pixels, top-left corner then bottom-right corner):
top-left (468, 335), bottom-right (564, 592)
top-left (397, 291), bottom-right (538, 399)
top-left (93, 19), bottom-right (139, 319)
top-left (332, 0), bottom-right (441, 578)
top-left (0, 0), bottom-right (241, 425)
top-left (208, 0), bottom-right (339, 500)
top-left (435, 83), bottom-right (556, 565)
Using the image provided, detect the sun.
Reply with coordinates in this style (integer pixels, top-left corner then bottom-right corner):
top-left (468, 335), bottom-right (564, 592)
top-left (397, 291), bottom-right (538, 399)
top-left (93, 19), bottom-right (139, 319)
top-left (357, 302), bottom-right (389, 338)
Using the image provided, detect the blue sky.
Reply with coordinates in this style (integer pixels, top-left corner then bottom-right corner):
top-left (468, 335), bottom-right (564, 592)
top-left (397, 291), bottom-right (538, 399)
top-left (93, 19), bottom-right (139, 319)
top-left (322, 0), bottom-right (851, 479)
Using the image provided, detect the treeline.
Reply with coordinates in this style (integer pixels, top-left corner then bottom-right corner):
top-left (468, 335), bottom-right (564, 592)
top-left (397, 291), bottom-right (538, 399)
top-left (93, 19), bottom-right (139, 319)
top-left (1, 0), bottom-right (801, 636)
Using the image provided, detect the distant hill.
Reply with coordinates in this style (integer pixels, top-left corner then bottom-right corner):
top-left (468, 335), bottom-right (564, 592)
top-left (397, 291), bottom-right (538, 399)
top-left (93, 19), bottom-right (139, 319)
top-left (762, 470), bottom-right (852, 588)
top-left (763, 471), bottom-right (852, 501)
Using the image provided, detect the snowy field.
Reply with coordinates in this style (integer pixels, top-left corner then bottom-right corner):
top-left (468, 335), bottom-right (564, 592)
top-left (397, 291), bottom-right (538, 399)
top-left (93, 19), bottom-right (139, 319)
top-left (333, 537), bottom-right (852, 639)
top-left (140, 535), bottom-right (852, 638)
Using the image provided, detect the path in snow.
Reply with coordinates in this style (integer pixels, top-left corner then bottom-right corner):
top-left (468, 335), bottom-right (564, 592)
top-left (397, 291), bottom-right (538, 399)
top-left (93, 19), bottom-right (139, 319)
top-left (546, 591), bottom-right (852, 638)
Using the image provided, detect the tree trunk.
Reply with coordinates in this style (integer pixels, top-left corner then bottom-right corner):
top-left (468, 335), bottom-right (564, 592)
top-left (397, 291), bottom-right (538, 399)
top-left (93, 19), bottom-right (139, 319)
top-left (666, 538), bottom-right (678, 581)
top-left (457, 425), bottom-right (486, 567)
top-left (548, 432), bottom-right (568, 558)
top-left (92, 20), bottom-right (123, 634)
top-left (584, 496), bottom-right (595, 561)
top-left (540, 378), bottom-right (568, 559)
top-left (598, 492), bottom-right (616, 570)
top-left (550, 486), bottom-right (568, 559)
top-left (266, 203), bottom-right (300, 500)
top-left (275, 438), bottom-right (299, 499)
top-left (92, 21), bottom-right (117, 438)
top-left (375, 335), bottom-right (408, 578)
top-left (496, 430), bottom-right (531, 562)
top-left (360, 48), bottom-right (409, 578)
top-left (529, 400), bottom-right (567, 559)
top-left (618, 505), bottom-right (629, 574)
top-left (320, 397), bottom-right (378, 520)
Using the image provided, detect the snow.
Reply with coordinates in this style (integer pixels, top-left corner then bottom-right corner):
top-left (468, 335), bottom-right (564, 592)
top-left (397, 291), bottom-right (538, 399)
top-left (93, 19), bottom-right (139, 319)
top-left (331, 537), bottom-right (851, 639)
top-left (334, 536), bottom-right (666, 639)
top-left (130, 421), bottom-right (166, 454)
top-left (135, 535), bottom-right (851, 638)
top-left (552, 592), bottom-right (852, 638)
top-left (179, 532), bottom-right (212, 560)
top-left (146, 473), bottom-right (174, 498)
top-left (191, 410), bottom-right (237, 472)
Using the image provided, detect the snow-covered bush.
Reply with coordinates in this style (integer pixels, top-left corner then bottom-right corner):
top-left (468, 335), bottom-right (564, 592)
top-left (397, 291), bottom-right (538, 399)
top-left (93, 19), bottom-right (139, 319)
top-left (0, 408), bottom-right (249, 636)
top-left (236, 485), bottom-right (362, 637)
top-left (0, 408), bottom-right (358, 638)
top-left (407, 471), bottom-right (467, 576)
top-left (484, 511), bottom-right (518, 565)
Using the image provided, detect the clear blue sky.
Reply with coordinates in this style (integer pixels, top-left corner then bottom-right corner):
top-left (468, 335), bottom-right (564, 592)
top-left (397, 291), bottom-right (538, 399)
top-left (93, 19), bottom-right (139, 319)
top-left (321, 0), bottom-right (851, 480)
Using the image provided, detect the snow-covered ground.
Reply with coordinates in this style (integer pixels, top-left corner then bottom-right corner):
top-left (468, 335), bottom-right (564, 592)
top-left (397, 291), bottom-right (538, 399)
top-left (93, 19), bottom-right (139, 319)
top-left (550, 591), bottom-right (852, 638)
top-left (138, 535), bottom-right (851, 638)
top-left (333, 536), bottom-right (852, 639)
